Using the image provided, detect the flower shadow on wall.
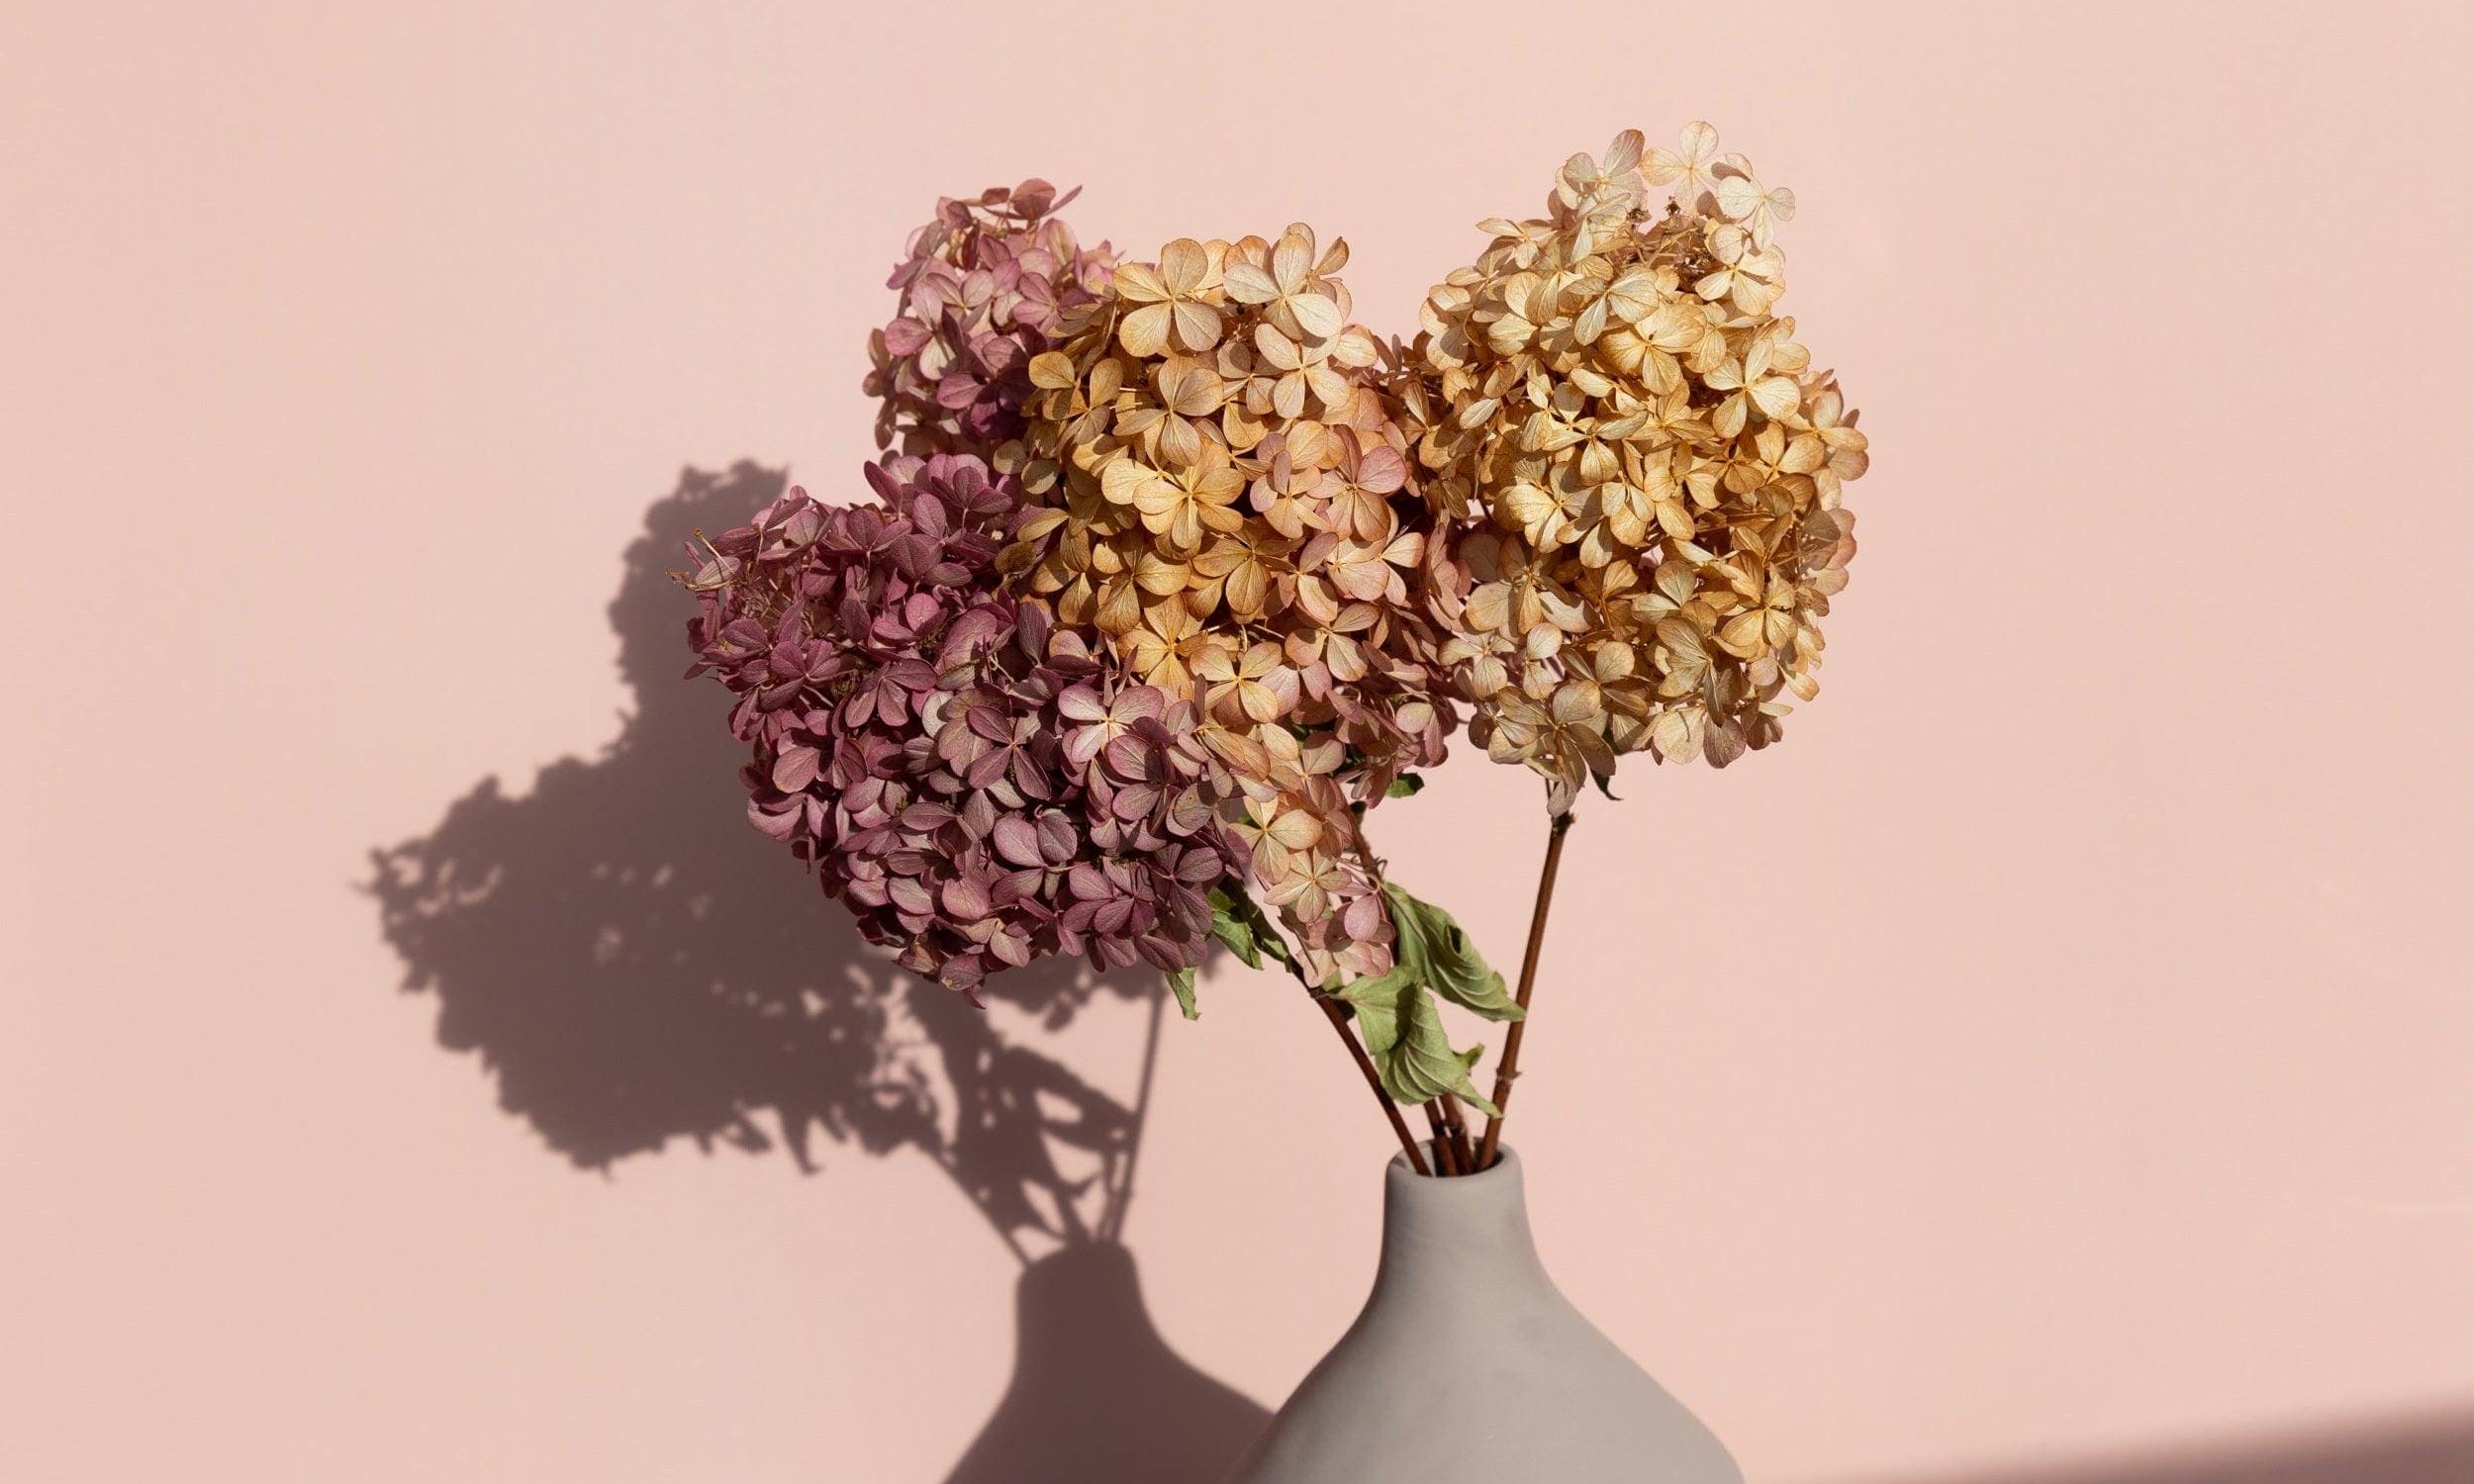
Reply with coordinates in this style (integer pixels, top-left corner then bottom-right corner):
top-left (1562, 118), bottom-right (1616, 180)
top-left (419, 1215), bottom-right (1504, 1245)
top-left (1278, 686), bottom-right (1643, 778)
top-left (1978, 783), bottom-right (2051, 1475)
top-left (366, 461), bottom-right (1268, 1484)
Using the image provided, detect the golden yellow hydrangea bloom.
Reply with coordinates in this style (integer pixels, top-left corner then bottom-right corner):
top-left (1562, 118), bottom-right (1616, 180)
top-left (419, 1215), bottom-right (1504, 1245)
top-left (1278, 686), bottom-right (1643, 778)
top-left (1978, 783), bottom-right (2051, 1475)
top-left (1395, 125), bottom-right (1868, 812)
top-left (999, 226), bottom-right (1454, 983)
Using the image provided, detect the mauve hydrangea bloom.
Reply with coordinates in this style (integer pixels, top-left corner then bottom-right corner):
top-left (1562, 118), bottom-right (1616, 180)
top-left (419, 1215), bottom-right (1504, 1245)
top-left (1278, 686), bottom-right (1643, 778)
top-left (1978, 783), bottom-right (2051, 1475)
top-left (682, 452), bottom-right (1242, 993)
top-left (864, 182), bottom-right (1115, 458)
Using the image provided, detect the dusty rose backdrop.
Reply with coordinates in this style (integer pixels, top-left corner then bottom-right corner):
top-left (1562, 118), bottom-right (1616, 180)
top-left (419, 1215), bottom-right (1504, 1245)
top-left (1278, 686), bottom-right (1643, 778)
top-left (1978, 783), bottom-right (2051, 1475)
top-left (6, 3), bottom-right (2472, 1480)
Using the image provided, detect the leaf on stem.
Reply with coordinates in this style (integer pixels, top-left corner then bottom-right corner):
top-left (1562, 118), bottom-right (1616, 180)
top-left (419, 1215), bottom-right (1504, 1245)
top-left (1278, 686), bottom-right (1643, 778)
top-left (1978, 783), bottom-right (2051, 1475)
top-left (1167, 967), bottom-right (1199, 1020)
top-left (1207, 883), bottom-right (1293, 970)
top-left (1380, 881), bottom-right (1521, 1020)
top-left (1319, 882), bottom-right (1519, 1112)
top-left (1326, 972), bottom-right (1498, 1115)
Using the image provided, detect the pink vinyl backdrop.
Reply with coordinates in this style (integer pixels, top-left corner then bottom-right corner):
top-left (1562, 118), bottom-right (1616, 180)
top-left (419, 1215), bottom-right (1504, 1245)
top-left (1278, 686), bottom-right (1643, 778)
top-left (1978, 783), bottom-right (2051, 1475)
top-left (5, 3), bottom-right (2472, 1481)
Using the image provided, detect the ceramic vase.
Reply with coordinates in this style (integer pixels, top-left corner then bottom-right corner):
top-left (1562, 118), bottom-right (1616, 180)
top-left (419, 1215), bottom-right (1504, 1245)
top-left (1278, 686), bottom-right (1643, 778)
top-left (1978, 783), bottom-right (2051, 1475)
top-left (1229, 1149), bottom-right (1742, 1483)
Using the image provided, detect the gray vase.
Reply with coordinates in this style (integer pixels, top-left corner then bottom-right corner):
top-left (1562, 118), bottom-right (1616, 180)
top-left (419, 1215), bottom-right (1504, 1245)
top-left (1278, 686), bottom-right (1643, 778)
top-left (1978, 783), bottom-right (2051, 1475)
top-left (1229, 1148), bottom-right (1743, 1484)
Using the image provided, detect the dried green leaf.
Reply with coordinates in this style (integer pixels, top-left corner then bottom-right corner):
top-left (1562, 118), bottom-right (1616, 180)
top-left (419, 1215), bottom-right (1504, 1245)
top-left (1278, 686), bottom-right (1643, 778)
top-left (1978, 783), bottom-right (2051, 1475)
top-left (1167, 966), bottom-right (1199, 1020)
top-left (1207, 884), bottom-right (1291, 971)
top-left (1317, 881), bottom-right (1516, 1112)
top-left (1325, 973), bottom-right (1498, 1116)
top-left (1379, 881), bottom-right (1519, 1021)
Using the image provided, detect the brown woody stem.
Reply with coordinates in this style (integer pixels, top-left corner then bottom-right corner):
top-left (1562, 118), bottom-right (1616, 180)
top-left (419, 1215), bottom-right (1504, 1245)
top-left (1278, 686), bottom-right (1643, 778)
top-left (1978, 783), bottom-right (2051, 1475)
top-left (1439, 1095), bottom-right (1475, 1174)
top-left (1475, 809), bottom-right (1576, 1170)
top-left (1323, 994), bottom-right (1430, 1176)
top-left (1254, 886), bottom-right (1434, 1176)
top-left (1423, 1101), bottom-right (1459, 1175)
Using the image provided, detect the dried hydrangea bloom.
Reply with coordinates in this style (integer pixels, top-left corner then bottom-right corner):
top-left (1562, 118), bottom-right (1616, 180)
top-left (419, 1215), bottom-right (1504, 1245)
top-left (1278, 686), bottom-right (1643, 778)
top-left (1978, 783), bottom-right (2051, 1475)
top-left (864, 182), bottom-right (1116, 457)
top-left (999, 226), bottom-right (1457, 983)
top-left (1396, 125), bottom-right (1868, 812)
top-left (681, 452), bottom-right (1243, 993)
top-left (1225, 726), bottom-right (1393, 982)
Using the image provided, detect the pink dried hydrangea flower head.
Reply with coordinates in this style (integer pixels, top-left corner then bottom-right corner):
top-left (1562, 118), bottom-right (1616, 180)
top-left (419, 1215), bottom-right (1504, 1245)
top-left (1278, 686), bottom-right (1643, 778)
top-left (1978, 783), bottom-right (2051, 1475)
top-left (999, 226), bottom-right (1460, 984)
top-left (1396, 125), bottom-right (1868, 813)
top-left (680, 451), bottom-right (1243, 994)
top-left (864, 181), bottom-right (1116, 458)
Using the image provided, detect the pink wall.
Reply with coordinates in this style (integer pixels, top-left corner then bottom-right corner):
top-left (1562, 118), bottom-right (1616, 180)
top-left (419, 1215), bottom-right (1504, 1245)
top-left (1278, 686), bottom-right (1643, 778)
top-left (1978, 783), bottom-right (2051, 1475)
top-left (6, 4), bottom-right (2471, 1480)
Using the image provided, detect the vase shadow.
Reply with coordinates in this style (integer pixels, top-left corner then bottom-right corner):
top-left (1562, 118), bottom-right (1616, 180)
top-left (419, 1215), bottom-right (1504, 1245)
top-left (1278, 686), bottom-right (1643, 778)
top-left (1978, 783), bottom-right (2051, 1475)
top-left (366, 459), bottom-right (1269, 1482)
top-left (944, 1243), bottom-right (1270, 1484)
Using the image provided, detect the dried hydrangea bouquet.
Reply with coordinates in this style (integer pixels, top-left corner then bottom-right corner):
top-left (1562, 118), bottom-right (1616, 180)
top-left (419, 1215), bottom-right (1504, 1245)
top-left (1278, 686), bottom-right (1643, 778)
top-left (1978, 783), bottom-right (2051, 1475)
top-left (682, 128), bottom-right (1864, 1483)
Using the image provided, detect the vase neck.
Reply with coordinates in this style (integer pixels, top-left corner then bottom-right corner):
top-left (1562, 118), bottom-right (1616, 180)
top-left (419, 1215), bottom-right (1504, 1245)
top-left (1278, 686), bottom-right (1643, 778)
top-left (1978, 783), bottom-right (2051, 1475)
top-left (1374, 1148), bottom-right (1551, 1300)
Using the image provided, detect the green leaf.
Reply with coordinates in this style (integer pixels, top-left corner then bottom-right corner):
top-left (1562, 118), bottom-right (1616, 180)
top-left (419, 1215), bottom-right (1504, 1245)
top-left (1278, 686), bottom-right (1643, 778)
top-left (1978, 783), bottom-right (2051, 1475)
top-left (1380, 881), bottom-right (1521, 1022)
top-left (1166, 967), bottom-right (1199, 1020)
top-left (1385, 772), bottom-right (1426, 798)
top-left (1206, 897), bottom-right (1263, 969)
top-left (1207, 884), bottom-right (1291, 970)
top-left (1326, 973), bottom-right (1500, 1117)
top-left (1315, 881), bottom-right (1517, 1113)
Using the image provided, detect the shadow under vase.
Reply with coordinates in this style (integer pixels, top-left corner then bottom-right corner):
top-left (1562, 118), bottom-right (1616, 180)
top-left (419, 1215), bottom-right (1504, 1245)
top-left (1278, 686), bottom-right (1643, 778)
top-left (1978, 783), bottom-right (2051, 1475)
top-left (940, 1241), bottom-right (1271, 1484)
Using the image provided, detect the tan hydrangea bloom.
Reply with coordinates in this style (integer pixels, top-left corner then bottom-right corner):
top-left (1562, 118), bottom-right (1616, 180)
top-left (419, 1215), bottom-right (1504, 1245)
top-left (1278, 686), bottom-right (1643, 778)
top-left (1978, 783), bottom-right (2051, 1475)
top-left (1395, 124), bottom-right (1868, 813)
top-left (999, 225), bottom-right (1455, 983)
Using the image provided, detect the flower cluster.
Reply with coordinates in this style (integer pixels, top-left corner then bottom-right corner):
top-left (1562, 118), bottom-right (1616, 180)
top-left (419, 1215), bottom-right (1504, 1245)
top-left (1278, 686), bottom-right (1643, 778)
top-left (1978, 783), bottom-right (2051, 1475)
top-left (1396, 126), bottom-right (1868, 811)
top-left (683, 452), bottom-right (1243, 993)
top-left (865, 181), bottom-right (1115, 457)
top-left (998, 227), bottom-right (1456, 983)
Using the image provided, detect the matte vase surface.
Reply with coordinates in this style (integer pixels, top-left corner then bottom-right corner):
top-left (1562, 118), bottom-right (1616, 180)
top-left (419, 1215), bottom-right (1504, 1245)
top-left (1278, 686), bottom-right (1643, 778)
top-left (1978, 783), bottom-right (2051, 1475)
top-left (1230, 1149), bottom-right (1742, 1484)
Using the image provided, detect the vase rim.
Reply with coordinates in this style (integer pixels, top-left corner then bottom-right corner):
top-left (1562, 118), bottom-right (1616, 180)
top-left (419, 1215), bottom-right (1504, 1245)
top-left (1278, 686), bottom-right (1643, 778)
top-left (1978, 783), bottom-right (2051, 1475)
top-left (1384, 1144), bottom-right (1522, 1188)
